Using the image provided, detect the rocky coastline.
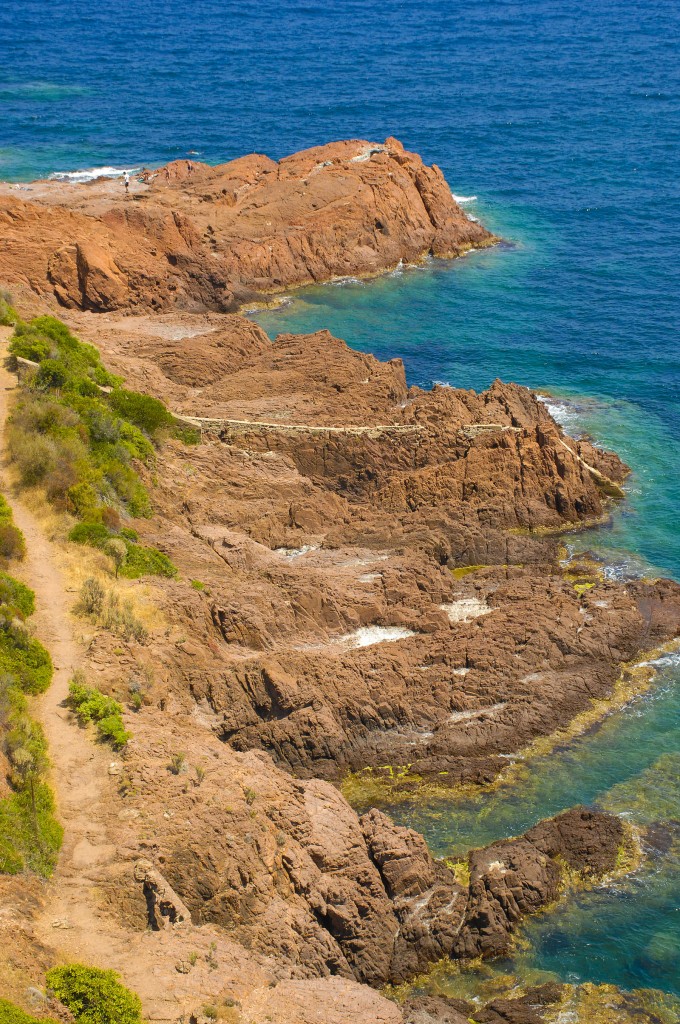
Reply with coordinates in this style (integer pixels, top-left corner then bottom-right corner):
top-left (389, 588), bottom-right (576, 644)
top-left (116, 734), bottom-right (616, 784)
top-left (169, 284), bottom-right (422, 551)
top-left (0, 141), bottom-right (678, 1024)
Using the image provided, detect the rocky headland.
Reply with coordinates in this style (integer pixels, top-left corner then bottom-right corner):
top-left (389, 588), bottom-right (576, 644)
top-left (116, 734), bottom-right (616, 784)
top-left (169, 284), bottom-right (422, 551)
top-left (0, 142), bottom-right (678, 1024)
top-left (0, 137), bottom-right (495, 313)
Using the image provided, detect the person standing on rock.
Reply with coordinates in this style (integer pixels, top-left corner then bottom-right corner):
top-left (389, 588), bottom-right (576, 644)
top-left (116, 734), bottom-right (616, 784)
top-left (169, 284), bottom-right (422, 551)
top-left (123, 170), bottom-right (130, 196)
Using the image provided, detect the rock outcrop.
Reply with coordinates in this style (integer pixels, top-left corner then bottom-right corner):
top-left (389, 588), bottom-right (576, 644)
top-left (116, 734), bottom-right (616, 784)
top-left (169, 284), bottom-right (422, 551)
top-left (55, 311), bottom-right (680, 794)
top-left (454, 809), bottom-right (625, 959)
top-left (2, 176), bottom-right (678, 1020)
top-left (0, 138), bottom-right (495, 313)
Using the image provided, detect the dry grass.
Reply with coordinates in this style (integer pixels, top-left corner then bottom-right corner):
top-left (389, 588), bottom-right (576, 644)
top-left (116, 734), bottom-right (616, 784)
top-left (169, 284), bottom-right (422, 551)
top-left (5, 482), bottom-right (167, 636)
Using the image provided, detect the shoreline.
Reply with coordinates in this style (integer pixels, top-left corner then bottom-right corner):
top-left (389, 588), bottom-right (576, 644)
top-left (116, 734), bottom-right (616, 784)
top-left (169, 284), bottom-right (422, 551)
top-left (342, 637), bottom-right (680, 820)
top-left (1, 139), bottom-right (679, 1023)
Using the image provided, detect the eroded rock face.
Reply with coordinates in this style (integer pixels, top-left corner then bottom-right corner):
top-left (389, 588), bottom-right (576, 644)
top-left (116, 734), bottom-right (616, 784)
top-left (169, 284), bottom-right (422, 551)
top-left (114, 705), bottom-right (624, 987)
top-left (454, 809), bottom-right (625, 959)
top-left (58, 313), bottom-right (680, 790)
top-left (0, 138), bottom-right (495, 312)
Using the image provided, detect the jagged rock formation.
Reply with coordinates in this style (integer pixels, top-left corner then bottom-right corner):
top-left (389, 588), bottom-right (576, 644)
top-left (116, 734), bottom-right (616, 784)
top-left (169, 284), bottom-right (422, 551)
top-left (0, 138), bottom-right (495, 313)
top-left (453, 809), bottom-right (625, 959)
top-left (2, 152), bottom-right (678, 1020)
top-left (64, 313), bottom-right (680, 790)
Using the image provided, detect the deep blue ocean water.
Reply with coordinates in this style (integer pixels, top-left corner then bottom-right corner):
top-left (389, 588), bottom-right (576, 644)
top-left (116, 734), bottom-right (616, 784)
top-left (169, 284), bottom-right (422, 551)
top-left (3, 0), bottom-right (680, 1004)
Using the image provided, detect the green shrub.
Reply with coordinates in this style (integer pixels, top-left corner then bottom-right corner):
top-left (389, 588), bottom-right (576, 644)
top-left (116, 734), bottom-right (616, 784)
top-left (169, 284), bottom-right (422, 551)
top-left (190, 579), bottom-right (205, 591)
top-left (67, 482), bottom-right (100, 518)
top-left (0, 997), bottom-right (59, 1023)
top-left (0, 573), bottom-right (35, 618)
top-left (108, 389), bottom-right (175, 436)
top-left (67, 674), bottom-right (130, 750)
top-left (0, 571), bottom-right (62, 879)
top-left (36, 359), bottom-right (70, 391)
top-left (9, 329), bottom-right (52, 363)
top-left (7, 314), bottom-right (197, 542)
top-left (0, 627), bottom-right (52, 695)
top-left (68, 522), bottom-right (111, 548)
top-left (0, 779), bottom-right (63, 876)
top-left (0, 674), bottom-right (62, 876)
top-left (0, 496), bottom-right (14, 526)
top-left (105, 538), bottom-right (127, 578)
top-left (120, 544), bottom-right (177, 579)
top-left (45, 964), bottom-right (143, 1024)
top-left (0, 497), bottom-right (26, 561)
top-left (0, 292), bottom-right (22, 327)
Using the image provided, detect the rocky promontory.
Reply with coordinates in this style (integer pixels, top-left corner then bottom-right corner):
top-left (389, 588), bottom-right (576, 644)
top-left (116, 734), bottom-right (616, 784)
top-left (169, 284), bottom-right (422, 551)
top-left (0, 140), bottom-right (678, 1024)
top-left (0, 137), bottom-right (495, 313)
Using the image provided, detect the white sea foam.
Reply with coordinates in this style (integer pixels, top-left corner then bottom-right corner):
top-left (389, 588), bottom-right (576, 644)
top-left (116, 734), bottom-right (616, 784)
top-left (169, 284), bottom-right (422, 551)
top-left (451, 193), bottom-right (477, 204)
top-left (330, 276), bottom-right (363, 287)
top-left (48, 165), bottom-right (140, 183)
top-left (536, 393), bottom-right (585, 438)
top-left (340, 625), bottom-right (415, 648)
top-left (636, 650), bottom-right (680, 671)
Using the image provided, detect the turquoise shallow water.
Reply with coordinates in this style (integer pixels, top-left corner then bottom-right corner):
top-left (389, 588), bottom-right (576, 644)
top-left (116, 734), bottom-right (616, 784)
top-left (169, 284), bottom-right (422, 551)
top-left (3, 0), bottom-right (680, 1002)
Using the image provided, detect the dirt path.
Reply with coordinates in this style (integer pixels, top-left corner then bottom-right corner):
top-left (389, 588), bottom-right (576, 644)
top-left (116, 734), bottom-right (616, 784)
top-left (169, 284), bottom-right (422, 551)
top-left (0, 328), bottom-right (249, 1022)
top-left (0, 327), bottom-right (128, 956)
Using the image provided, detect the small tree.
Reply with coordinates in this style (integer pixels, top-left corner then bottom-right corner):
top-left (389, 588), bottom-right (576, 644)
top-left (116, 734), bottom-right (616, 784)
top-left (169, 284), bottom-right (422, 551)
top-left (105, 538), bottom-right (127, 579)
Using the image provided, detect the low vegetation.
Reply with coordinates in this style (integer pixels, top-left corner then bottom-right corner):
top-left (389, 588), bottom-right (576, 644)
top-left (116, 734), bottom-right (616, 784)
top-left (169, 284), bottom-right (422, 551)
top-left (0, 494), bottom-right (26, 562)
top-left (45, 964), bottom-right (143, 1024)
top-left (76, 578), bottom-right (147, 643)
top-left (6, 312), bottom-right (189, 579)
top-left (0, 289), bottom-right (21, 327)
top-left (67, 672), bottom-right (131, 750)
top-left (68, 522), bottom-right (176, 579)
top-left (0, 999), bottom-right (58, 1024)
top-left (0, 569), bottom-right (61, 876)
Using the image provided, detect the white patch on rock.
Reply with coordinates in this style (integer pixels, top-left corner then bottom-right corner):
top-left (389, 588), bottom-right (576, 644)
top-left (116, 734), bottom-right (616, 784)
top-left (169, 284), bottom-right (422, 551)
top-left (440, 598), bottom-right (492, 623)
top-left (340, 626), bottom-right (415, 648)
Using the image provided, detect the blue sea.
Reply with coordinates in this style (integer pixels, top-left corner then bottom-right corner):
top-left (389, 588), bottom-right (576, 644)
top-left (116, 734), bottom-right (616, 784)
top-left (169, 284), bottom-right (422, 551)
top-left (3, 0), bottom-right (680, 1005)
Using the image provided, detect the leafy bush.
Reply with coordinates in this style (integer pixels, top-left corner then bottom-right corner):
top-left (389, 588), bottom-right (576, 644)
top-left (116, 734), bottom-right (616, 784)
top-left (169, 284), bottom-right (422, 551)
top-left (0, 496), bottom-right (26, 562)
top-left (0, 627), bottom-right (52, 695)
top-left (0, 524), bottom-right (26, 561)
top-left (69, 523), bottom-right (177, 580)
top-left (0, 566), bottom-right (61, 878)
top-left (0, 495), bottom-right (14, 526)
top-left (108, 389), bottom-right (176, 436)
top-left (0, 776), bottom-right (63, 876)
top-left (0, 672), bottom-right (62, 877)
top-left (120, 543), bottom-right (177, 579)
top-left (69, 522), bottom-right (111, 548)
top-left (0, 292), bottom-right (22, 328)
top-left (0, 572), bottom-right (36, 618)
top-left (7, 315), bottom-right (197, 571)
top-left (105, 538), bottom-right (127, 578)
top-left (45, 964), bottom-right (143, 1024)
top-left (67, 674), bottom-right (130, 750)
top-left (0, 997), bottom-right (59, 1023)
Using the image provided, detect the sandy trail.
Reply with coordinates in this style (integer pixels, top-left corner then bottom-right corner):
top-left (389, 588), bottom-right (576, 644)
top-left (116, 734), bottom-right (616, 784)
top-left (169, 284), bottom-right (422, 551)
top-left (0, 327), bottom-right (264, 1022)
top-left (0, 327), bottom-right (127, 957)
